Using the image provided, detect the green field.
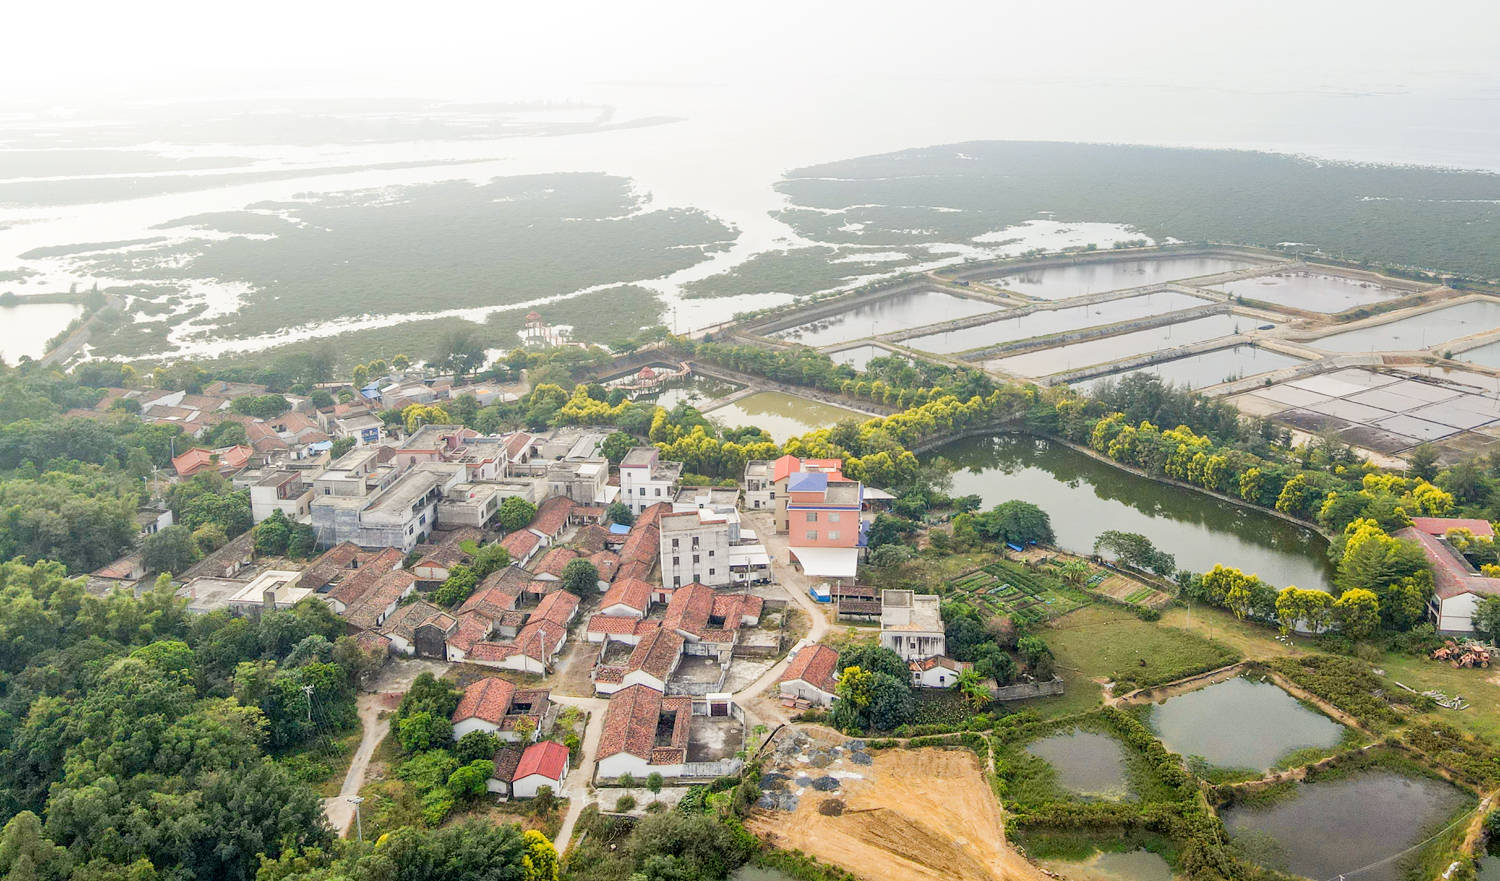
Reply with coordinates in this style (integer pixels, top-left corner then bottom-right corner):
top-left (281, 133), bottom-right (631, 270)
top-left (947, 560), bottom-right (1090, 626)
top-left (1038, 606), bottom-right (1242, 706)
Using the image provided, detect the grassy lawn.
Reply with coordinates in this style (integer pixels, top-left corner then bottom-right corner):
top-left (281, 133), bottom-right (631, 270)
top-left (1159, 604), bottom-right (1311, 661)
top-left (1043, 605), bottom-right (1239, 693)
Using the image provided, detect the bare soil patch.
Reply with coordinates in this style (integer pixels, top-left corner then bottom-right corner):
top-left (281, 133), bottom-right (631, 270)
top-left (748, 747), bottom-right (1048, 881)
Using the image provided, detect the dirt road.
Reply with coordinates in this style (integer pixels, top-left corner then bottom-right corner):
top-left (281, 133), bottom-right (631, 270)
top-left (749, 747), bottom-right (1049, 881)
top-left (322, 692), bottom-right (392, 835)
top-left (550, 694), bottom-right (609, 852)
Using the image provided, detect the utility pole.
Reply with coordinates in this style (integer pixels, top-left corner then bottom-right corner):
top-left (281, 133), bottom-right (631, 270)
top-left (302, 684), bottom-right (315, 723)
top-left (347, 795), bottom-right (364, 843)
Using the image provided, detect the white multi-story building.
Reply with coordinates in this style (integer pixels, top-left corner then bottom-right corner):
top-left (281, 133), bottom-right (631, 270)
top-left (619, 447), bottom-right (682, 515)
top-left (659, 508), bottom-right (733, 588)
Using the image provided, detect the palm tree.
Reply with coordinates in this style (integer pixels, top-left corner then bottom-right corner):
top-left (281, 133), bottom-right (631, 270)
top-left (956, 668), bottom-right (989, 710)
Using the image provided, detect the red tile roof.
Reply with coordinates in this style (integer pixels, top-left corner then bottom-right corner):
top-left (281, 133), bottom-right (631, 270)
top-left (514, 740), bottom-right (569, 782)
top-left (342, 569), bottom-right (417, 629)
top-left (779, 644), bottom-right (839, 693)
top-left (589, 549), bottom-right (620, 580)
top-left (452, 677), bottom-right (517, 725)
top-left (530, 497), bottom-right (574, 536)
top-left (1412, 517), bottom-right (1495, 539)
top-left (1395, 526), bottom-right (1500, 601)
top-left (617, 525), bottom-right (659, 566)
top-left (490, 746), bottom-right (522, 782)
top-left (531, 589), bottom-right (580, 627)
top-left (910, 655), bottom-right (969, 673)
top-left (500, 529), bottom-right (541, 559)
top-left (600, 577), bottom-right (652, 615)
top-left (446, 610), bottom-right (495, 654)
top-left (628, 628), bottom-right (685, 682)
top-left (614, 560), bottom-right (653, 584)
top-left (460, 584), bottom-right (520, 618)
top-left (573, 524), bottom-right (610, 554)
top-left (597, 684), bottom-right (692, 763)
top-left (586, 614), bottom-right (652, 637)
top-left (531, 546), bottom-right (578, 579)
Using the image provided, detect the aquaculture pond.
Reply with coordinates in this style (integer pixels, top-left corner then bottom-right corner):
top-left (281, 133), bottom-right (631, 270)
top-left (1074, 345), bottom-right (1308, 393)
top-left (635, 373), bottom-right (742, 410)
top-left (704, 391), bottom-right (864, 442)
top-left (1041, 850), bottom-right (1174, 881)
top-left (828, 343), bottom-right (897, 371)
top-left (1221, 769), bottom-right (1470, 881)
top-left (1310, 299), bottom-right (1500, 353)
top-left (937, 435), bottom-right (1333, 590)
top-left (1025, 730), bottom-right (1132, 800)
top-left (902, 290), bottom-right (1209, 354)
top-left (771, 289), bottom-right (997, 346)
top-left (1217, 269), bottom-right (1406, 313)
top-left (1148, 677), bottom-right (1344, 771)
top-left (1479, 855), bottom-right (1500, 881)
top-left (729, 868), bottom-right (797, 881)
top-left (987, 255), bottom-right (1260, 300)
top-left (985, 313), bottom-right (1250, 378)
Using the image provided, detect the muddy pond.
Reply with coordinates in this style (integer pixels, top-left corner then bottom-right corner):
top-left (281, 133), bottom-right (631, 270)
top-left (772, 289), bottom-right (997, 346)
top-left (985, 313), bottom-right (1252, 378)
top-left (1074, 345), bottom-right (1308, 393)
top-left (704, 390), bottom-right (865, 441)
top-left (1221, 769), bottom-right (1470, 881)
top-left (1026, 729), bottom-right (1132, 800)
top-left (903, 290), bottom-right (1209, 354)
top-left (1149, 677), bottom-right (1345, 771)
top-left (1042, 849), bottom-right (1174, 881)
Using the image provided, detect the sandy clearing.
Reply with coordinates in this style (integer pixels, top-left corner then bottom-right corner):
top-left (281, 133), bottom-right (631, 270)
top-left (748, 747), bottom-right (1049, 881)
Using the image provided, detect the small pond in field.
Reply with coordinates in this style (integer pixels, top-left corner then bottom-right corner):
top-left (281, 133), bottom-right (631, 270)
top-left (1221, 769), bottom-right (1470, 881)
top-left (988, 255), bottom-right (1260, 300)
top-left (1074, 345), bottom-right (1308, 393)
top-left (1026, 729), bottom-right (1131, 800)
top-left (772, 288), bottom-right (997, 346)
top-left (1042, 849), bottom-right (1174, 881)
top-left (1216, 269), bottom-right (1406, 313)
top-left (1149, 677), bottom-right (1345, 771)
top-left (703, 390), bottom-right (864, 441)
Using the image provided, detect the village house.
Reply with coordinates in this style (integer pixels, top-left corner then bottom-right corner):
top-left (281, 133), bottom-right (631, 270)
top-left (659, 509), bottom-right (733, 589)
top-left (1398, 517), bottom-right (1500, 635)
top-left (592, 627), bottom-right (683, 695)
top-left (225, 569), bottom-right (313, 619)
top-left (742, 459), bottom-right (775, 510)
top-left (909, 655), bottom-right (971, 689)
top-left (510, 740), bottom-right (569, 798)
top-left (249, 469), bottom-right (315, 523)
top-left (777, 643), bottom-right (840, 707)
top-left (596, 684), bottom-right (742, 780)
top-left (451, 677), bottom-right (552, 743)
top-left (311, 461), bottom-right (466, 553)
top-left (879, 589), bottom-right (946, 661)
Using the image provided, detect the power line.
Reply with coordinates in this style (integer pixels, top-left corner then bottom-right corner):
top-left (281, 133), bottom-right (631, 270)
top-left (1318, 803), bottom-right (1483, 881)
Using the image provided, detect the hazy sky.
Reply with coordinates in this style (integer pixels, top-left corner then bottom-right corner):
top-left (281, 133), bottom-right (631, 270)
top-left (11, 1), bottom-right (1500, 105)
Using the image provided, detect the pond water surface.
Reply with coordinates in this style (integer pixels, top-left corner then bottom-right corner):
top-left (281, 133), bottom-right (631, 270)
top-left (1149, 677), bottom-right (1344, 770)
top-left (828, 343), bottom-right (898, 371)
top-left (985, 313), bottom-right (1250, 377)
top-left (704, 390), bottom-right (864, 441)
top-left (1026, 729), bottom-right (1132, 800)
top-left (988, 256), bottom-right (1260, 300)
top-left (1216, 270), bottom-right (1405, 313)
top-left (772, 289), bottom-right (997, 346)
top-left (937, 435), bottom-right (1333, 589)
top-left (635, 373), bottom-right (742, 410)
top-left (904, 290), bottom-right (1209, 354)
top-left (1479, 856), bottom-right (1500, 881)
top-left (730, 867), bottom-right (797, 881)
top-left (1042, 850), bottom-right (1174, 881)
top-left (1311, 299), bottom-right (1500, 353)
top-left (1221, 770), bottom-right (1469, 881)
top-left (1074, 345), bottom-right (1308, 393)
top-left (0, 301), bottom-right (83, 361)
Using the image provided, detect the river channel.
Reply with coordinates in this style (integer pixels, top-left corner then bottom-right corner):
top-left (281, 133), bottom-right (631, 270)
top-left (935, 434), bottom-right (1334, 590)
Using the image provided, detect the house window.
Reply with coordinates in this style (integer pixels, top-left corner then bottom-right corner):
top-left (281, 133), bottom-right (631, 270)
top-left (806, 531), bottom-right (818, 541)
top-left (672, 538), bottom-right (679, 548)
top-left (672, 556), bottom-right (680, 566)
top-left (673, 576), bottom-right (681, 587)
top-left (829, 512), bottom-right (840, 522)
top-left (707, 550), bottom-right (714, 557)
top-left (806, 512), bottom-right (818, 522)
top-left (654, 488), bottom-right (662, 496)
top-left (828, 531), bottom-right (839, 541)
top-left (692, 554), bottom-right (700, 564)
top-left (639, 487), bottom-right (646, 496)
top-left (708, 568), bottom-right (715, 576)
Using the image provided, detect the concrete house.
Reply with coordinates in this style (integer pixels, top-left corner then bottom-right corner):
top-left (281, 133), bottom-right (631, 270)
top-left (910, 655), bottom-right (970, 689)
top-left (511, 740), bottom-right (570, 798)
top-left (880, 589), bottom-right (946, 662)
top-left (619, 447), bottom-right (682, 516)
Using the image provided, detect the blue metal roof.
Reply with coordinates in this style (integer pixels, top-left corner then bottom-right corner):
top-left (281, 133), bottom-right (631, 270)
top-left (787, 472), bottom-right (828, 493)
top-left (609, 523), bottom-right (631, 535)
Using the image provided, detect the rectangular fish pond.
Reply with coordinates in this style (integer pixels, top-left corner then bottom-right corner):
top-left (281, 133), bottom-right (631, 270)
top-left (987, 255), bottom-right (1261, 300)
top-left (984, 313), bottom-right (1251, 378)
top-left (1309, 299), bottom-right (1500, 353)
top-left (1216, 268), bottom-right (1408, 313)
top-left (1147, 675), bottom-right (1348, 775)
top-left (902, 290), bottom-right (1210, 355)
top-left (770, 289), bottom-right (998, 346)
top-left (1073, 344), bottom-right (1309, 393)
top-left (702, 391), bottom-right (866, 442)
